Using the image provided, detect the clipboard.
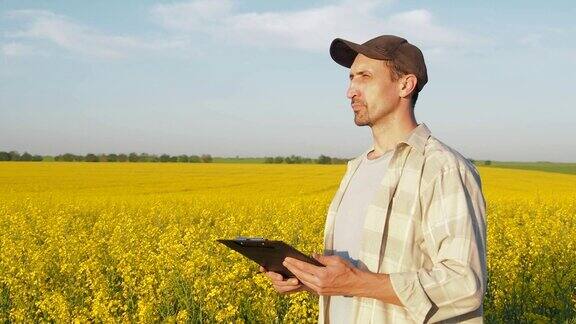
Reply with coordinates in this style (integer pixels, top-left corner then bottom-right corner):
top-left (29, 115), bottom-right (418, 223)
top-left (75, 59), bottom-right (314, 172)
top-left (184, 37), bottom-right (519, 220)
top-left (217, 237), bottom-right (324, 278)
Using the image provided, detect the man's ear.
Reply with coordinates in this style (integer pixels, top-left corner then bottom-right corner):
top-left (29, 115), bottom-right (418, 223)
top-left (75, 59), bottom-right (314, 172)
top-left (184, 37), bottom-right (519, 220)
top-left (399, 74), bottom-right (418, 99)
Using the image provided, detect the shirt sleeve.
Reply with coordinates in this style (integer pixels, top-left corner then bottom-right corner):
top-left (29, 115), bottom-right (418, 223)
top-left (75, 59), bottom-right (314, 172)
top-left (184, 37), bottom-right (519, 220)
top-left (388, 166), bottom-right (487, 323)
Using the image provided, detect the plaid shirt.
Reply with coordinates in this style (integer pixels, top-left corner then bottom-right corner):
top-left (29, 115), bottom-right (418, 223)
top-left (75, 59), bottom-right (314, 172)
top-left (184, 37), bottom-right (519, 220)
top-left (319, 123), bottom-right (487, 323)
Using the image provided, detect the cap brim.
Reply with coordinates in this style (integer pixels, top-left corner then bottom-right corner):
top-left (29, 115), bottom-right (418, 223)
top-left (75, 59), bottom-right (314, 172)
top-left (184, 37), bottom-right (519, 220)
top-left (330, 38), bottom-right (391, 68)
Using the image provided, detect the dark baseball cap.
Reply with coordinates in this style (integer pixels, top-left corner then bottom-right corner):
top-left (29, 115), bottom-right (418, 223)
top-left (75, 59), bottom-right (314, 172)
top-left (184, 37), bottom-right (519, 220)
top-left (330, 35), bottom-right (428, 92)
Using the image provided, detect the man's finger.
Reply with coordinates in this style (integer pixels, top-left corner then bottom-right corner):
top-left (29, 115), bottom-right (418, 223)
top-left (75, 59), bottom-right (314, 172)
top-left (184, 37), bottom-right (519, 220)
top-left (284, 257), bottom-right (323, 276)
top-left (277, 284), bottom-right (302, 294)
top-left (284, 261), bottom-right (320, 286)
top-left (264, 271), bottom-right (284, 281)
top-left (296, 278), bottom-right (322, 294)
top-left (272, 277), bottom-right (300, 286)
top-left (313, 254), bottom-right (338, 265)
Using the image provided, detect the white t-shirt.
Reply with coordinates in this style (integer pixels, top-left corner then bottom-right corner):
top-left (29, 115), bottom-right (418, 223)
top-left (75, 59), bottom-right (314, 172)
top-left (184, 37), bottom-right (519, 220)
top-left (329, 149), bottom-right (393, 324)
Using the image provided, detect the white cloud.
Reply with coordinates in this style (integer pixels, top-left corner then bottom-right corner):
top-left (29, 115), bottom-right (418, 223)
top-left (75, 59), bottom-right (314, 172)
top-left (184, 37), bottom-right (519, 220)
top-left (517, 26), bottom-right (575, 48)
top-left (3, 1), bottom-right (480, 59)
top-left (1, 42), bottom-right (35, 57)
top-left (385, 10), bottom-right (466, 47)
top-left (518, 33), bottom-right (543, 47)
top-left (5, 9), bottom-right (189, 59)
top-left (151, 0), bottom-right (472, 53)
top-left (152, 0), bottom-right (234, 32)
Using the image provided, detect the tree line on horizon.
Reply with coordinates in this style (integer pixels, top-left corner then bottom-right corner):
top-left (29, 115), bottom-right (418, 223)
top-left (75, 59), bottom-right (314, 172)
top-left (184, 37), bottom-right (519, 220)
top-left (0, 151), bottom-right (214, 163)
top-left (0, 151), bottom-right (493, 166)
top-left (0, 151), bottom-right (43, 161)
top-left (0, 151), bottom-right (350, 164)
top-left (264, 154), bottom-right (348, 165)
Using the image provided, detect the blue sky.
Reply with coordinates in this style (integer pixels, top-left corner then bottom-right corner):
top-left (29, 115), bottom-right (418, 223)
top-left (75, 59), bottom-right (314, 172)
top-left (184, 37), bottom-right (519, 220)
top-left (1, 0), bottom-right (575, 162)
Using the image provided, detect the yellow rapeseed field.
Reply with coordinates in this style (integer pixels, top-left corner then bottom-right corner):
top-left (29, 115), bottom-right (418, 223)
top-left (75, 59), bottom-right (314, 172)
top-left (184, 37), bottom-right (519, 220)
top-left (1, 162), bottom-right (575, 322)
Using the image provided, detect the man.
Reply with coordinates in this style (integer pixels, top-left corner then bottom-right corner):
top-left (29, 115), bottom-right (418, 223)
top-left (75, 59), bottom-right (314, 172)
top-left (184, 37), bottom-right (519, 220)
top-left (261, 35), bottom-right (487, 323)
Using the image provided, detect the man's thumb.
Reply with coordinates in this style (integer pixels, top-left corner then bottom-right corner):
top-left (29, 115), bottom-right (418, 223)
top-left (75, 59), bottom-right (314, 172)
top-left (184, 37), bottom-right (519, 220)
top-left (313, 253), bottom-right (336, 265)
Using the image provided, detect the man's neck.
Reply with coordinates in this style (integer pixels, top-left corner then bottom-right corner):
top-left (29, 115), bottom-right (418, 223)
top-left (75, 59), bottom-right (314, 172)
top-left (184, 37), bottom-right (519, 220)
top-left (368, 110), bottom-right (418, 159)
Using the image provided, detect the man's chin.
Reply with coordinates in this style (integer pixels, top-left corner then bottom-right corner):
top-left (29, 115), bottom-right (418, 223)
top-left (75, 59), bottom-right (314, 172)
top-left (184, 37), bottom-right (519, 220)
top-left (354, 118), bottom-right (370, 126)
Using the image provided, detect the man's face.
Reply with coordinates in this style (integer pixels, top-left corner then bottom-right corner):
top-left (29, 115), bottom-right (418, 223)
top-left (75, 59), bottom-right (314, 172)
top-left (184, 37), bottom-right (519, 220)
top-left (346, 54), bottom-right (401, 127)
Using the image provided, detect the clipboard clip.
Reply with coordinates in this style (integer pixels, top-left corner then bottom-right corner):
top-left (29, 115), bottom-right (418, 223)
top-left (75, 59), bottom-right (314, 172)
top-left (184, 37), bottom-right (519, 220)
top-left (236, 236), bottom-right (265, 242)
top-left (235, 236), bottom-right (268, 247)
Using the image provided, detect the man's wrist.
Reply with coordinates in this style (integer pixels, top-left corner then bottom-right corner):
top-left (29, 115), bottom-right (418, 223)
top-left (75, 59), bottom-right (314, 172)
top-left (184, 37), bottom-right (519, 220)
top-left (351, 268), bottom-right (403, 306)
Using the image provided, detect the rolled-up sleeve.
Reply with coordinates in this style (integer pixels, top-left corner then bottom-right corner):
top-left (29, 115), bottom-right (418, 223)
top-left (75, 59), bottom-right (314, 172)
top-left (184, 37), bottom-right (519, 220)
top-left (389, 166), bottom-right (487, 323)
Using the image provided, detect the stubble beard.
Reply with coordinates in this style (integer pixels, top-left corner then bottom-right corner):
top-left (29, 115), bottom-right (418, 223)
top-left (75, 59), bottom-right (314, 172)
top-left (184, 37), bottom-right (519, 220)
top-left (353, 108), bottom-right (370, 126)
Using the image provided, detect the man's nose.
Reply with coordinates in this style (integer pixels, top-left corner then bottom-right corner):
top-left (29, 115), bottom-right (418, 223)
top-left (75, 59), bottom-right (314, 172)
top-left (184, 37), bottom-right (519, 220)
top-left (346, 83), bottom-right (358, 99)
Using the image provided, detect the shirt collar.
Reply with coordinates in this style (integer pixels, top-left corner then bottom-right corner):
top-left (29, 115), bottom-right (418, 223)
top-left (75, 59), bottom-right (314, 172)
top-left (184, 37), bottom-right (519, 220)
top-left (361, 123), bottom-right (432, 158)
top-left (402, 123), bottom-right (431, 155)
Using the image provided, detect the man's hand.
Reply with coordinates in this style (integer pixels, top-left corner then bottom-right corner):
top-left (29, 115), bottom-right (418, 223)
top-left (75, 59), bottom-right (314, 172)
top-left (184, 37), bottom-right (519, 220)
top-left (282, 254), bottom-right (359, 296)
top-left (282, 254), bottom-right (403, 306)
top-left (259, 266), bottom-right (314, 295)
